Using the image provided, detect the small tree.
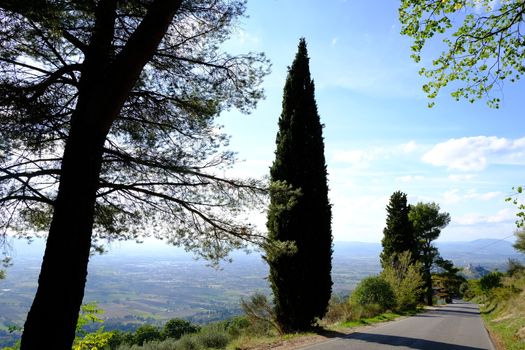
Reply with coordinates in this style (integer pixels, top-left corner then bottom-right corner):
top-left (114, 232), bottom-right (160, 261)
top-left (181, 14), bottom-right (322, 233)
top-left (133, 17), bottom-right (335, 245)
top-left (163, 319), bottom-right (199, 340)
top-left (479, 271), bottom-right (503, 294)
top-left (380, 191), bottom-right (416, 268)
top-left (350, 276), bottom-right (396, 312)
top-left (409, 202), bottom-right (451, 305)
top-left (381, 251), bottom-right (424, 310)
top-left (133, 325), bottom-right (163, 346)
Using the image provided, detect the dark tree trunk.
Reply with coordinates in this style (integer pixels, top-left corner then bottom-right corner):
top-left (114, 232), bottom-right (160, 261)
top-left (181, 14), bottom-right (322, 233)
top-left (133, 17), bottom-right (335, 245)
top-left (20, 1), bottom-right (183, 348)
top-left (20, 112), bottom-right (107, 349)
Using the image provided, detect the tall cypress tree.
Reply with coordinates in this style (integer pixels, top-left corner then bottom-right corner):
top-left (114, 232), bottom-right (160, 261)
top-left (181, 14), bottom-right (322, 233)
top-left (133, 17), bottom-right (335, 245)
top-left (266, 38), bottom-right (332, 332)
top-left (380, 191), bottom-right (416, 268)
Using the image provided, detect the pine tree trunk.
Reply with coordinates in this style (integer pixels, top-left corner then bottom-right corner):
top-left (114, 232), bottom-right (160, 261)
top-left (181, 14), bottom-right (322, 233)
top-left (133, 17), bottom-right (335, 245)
top-left (21, 112), bottom-right (106, 350)
top-left (19, 2), bottom-right (182, 348)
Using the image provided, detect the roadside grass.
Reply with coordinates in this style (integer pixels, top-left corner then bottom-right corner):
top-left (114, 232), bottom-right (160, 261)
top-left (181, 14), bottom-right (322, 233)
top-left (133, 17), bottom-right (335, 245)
top-left (227, 332), bottom-right (316, 350)
top-left (340, 312), bottom-right (402, 328)
top-left (479, 272), bottom-right (525, 350)
top-left (227, 308), bottom-right (420, 350)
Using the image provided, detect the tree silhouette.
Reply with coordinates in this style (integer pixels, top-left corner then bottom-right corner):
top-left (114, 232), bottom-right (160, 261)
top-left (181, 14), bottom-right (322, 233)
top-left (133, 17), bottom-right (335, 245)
top-left (266, 38), bottom-right (332, 332)
top-left (0, 1), bottom-right (269, 348)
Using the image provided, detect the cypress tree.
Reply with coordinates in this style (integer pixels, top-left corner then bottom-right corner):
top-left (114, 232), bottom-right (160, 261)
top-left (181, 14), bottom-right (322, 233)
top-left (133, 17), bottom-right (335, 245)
top-left (380, 191), bottom-right (416, 268)
top-left (266, 38), bottom-right (332, 332)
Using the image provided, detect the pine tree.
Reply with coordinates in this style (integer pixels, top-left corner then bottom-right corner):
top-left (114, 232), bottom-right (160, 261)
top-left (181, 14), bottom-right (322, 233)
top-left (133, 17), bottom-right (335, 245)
top-left (266, 38), bottom-right (332, 332)
top-left (0, 2), bottom-right (268, 348)
top-left (380, 191), bottom-right (416, 268)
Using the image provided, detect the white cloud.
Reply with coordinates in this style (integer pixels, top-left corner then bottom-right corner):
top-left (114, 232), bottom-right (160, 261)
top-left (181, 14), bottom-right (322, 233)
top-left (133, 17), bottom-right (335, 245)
top-left (442, 189), bottom-right (501, 204)
top-left (454, 208), bottom-right (515, 225)
top-left (401, 140), bottom-right (418, 153)
top-left (332, 141), bottom-right (420, 167)
top-left (448, 174), bottom-right (476, 182)
top-left (396, 175), bottom-right (424, 183)
top-left (331, 37), bottom-right (339, 46)
top-left (423, 136), bottom-right (525, 171)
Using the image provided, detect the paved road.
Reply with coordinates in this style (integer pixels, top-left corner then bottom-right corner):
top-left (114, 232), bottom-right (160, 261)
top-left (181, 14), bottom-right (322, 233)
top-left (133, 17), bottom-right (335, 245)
top-left (302, 301), bottom-right (494, 350)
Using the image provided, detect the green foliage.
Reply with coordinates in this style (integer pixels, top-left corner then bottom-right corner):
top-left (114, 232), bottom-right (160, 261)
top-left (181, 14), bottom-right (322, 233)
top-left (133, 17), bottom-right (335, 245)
top-left (409, 202), bottom-right (450, 305)
top-left (76, 302), bottom-right (105, 336)
top-left (350, 276), bottom-right (396, 311)
top-left (116, 338), bottom-right (179, 350)
top-left (73, 328), bottom-right (115, 350)
top-left (381, 192), bottom-right (416, 268)
top-left (132, 325), bottom-right (163, 346)
top-left (480, 271), bottom-right (504, 293)
top-left (240, 293), bottom-right (281, 336)
top-left (513, 228), bottom-right (525, 254)
top-left (433, 258), bottom-right (466, 302)
top-left (266, 38), bottom-right (332, 332)
top-left (475, 272), bottom-right (525, 349)
top-left (195, 330), bottom-right (229, 349)
top-left (399, 0), bottom-right (525, 107)
top-left (381, 251), bottom-right (424, 310)
top-left (163, 319), bottom-right (199, 340)
top-left (506, 186), bottom-right (525, 230)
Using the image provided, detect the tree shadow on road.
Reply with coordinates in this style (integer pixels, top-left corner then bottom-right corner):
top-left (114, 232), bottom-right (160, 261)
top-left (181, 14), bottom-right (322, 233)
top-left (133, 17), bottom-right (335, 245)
top-left (346, 332), bottom-right (490, 350)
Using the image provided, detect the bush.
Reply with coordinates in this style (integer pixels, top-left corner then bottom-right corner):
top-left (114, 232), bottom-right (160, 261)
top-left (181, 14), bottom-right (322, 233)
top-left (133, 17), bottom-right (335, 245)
top-left (177, 334), bottom-right (202, 350)
top-left (220, 316), bottom-right (251, 337)
top-left (133, 324), bottom-right (163, 346)
top-left (116, 338), bottom-right (179, 350)
top-left (381, 251), bottom-right (424, 310)
top-left (480, 271), bottom-right (504, 293)
top-left (163, 318), bottom-right (199, 340)
top-left (240, 293), bottom-right (281, 335)
top-left (195, 330), bottom-right (229, 349)
top-left (350, 276), bottom-right (396, 311)
top-left (322, 295), bottom-right (353, 324)
top-left (348, 303), bottom-right (383, 320)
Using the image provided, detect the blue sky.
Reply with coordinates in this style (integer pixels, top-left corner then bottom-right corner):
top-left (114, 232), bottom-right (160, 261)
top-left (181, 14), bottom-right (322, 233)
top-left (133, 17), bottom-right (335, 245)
top-left (218, 0), bottom-right (525, 243)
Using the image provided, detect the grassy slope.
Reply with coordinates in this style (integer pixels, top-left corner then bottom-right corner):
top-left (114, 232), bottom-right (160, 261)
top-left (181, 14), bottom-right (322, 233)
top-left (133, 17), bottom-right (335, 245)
top-left (479, 273), bottom-right (525, 350)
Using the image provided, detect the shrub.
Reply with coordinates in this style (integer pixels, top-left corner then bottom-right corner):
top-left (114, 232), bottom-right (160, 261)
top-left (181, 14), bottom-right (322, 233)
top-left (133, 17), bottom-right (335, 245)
top-left (220, 316), bottom-right (251, 337)
top-left (116, 338), bottom-right (179, 350)
top-left (177, 334), bottom-right (202, 350)
top-left (322, 295), bottom-right (353, 324)
top-left (163, 318), bottom-right (199, 340)
top-left (133, 324), bottom-right (163, 346)
top-left (381, 251), bottom-right (424, 310)
top-left (350, 276), bottom-right (396, 311)
top-left (480, 271), bottom-right (504, 294)
top-left (348, 303), bottom-right (383, 320)
top-left (195, 330), bottom-right (229, 349)
top-left (240, 293), bottom-right (281, 335)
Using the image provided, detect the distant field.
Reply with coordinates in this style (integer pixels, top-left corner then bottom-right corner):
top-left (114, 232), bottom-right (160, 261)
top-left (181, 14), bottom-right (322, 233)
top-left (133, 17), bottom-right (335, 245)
top-left (0, 238), bottom-right (521, 333)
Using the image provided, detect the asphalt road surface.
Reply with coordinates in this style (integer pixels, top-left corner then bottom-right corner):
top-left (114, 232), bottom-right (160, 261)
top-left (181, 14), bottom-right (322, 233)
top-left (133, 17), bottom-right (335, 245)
top-left (302, 301), bottom-right (495, 350)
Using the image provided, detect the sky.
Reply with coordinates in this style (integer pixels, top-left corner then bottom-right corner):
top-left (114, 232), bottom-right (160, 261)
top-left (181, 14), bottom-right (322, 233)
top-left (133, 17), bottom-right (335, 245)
top-left (216, 0), bottom-right (525, 243)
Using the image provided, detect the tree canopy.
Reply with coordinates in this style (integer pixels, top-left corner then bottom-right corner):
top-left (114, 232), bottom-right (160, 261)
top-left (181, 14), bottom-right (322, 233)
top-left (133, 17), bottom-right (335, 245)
top-left (0, 0), bottom-right (269, 260)
top-left (399, 0), bottom-right (525, 107)
top-left (380, 191), bottom-right (416, 268)
top-left (409, 202), bottom-right (451, 305)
